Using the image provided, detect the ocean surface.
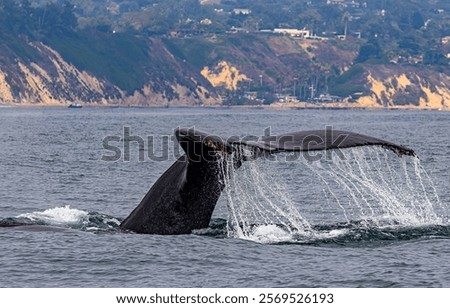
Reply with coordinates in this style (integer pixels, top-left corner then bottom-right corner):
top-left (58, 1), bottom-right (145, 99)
top-left (0, 107), bottom-right (449, 288)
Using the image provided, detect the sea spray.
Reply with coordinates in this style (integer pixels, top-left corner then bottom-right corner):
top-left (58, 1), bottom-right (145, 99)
top-left (14, 205), bottom-right (121, 232)
top-left (315, 147), bottom-right (443, 225)
top-left (219, 145), bottom-right (444, 243)
top-left (18, 205), bottom-right (88, 225)
top-left (218, 147), bottom-right (312, 242)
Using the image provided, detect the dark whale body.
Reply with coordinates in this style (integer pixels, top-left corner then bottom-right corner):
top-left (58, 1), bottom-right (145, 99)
top-left (119, 128), bottom-right (415, 235)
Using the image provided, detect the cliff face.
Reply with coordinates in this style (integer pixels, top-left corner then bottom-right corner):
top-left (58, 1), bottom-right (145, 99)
top-left (0, 42), bottom-right (117, 105)
top-left (0, 34), bottom-right (448, 109)
top-left (352, 66), bottom-right (450, 110)
top-left (201, 61), bottom-right (250, 91)
top-left (0, 36), bottom-right (220, 106)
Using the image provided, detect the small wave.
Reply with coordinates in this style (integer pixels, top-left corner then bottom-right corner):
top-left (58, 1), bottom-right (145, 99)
top-left (17, 205), bottom-right (88, 225)
top-left (306, 222), bottom-right (450, 246)
top-left (245, 224), bottom-right (296, 244)
top-left (3, 207), bottom-right (449, 244)
top-left (198, 218), bottom-right (450, 245)
top-left (0, 206), bottom-right (122, 233)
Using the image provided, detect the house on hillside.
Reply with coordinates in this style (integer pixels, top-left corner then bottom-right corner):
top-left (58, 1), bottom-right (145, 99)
top-left (233, 9), bottom-right (251, 15)
top-left (200, 19), bottom-right (212, 26)
top-left (327, 0), bottom-right (345, 5)
top-left (441, 36), bottom-right (450, 44)
top-left (273, 28), bottom-right (311, 38)
top-left (327, 0), bottom-right (362, 8)
top-left (107, 2), bottom-right (120, 15)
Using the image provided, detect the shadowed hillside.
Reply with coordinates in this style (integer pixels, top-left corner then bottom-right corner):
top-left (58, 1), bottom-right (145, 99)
top-left (0, 0), bottom-right (449, 109)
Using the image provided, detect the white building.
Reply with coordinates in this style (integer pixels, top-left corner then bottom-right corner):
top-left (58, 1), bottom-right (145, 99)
top-left (273, 28), bottom-right (311, 38)
top-left (233, 9), bottom-right (252, 15)
top-left (200, 19), bottom-right (212, 25)
top-left (441, 36), bottom-right (450, 44)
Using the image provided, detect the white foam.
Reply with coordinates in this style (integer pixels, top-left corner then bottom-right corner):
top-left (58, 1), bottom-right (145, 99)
top-left (18, 205), bottom-right (88, 225)
top-left (316, 228), bottom-right (349, 240)
top-left (104, 217), bottom-right (121, 226)
top-left (246, 224), bottom-right (294, 244)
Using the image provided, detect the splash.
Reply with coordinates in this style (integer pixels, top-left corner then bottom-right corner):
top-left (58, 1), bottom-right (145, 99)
top-left (305, 147), bottom-right (443, 225)
top-left (18, 205), bottom-right (88, 225)
top-left (218, 147), bottom-right (312, 243)
top-left (218, 146), bottom-right (444, 244)
top-left (11, 205), bottom-right (121, 232)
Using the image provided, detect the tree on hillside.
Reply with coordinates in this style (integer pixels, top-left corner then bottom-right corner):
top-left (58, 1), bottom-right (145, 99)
top-left (411, 11), bottom-right (425, 30)
top-left (0, 0), bottom-right (77, 38)
top-left (355, 39), bottom-right (385, 63)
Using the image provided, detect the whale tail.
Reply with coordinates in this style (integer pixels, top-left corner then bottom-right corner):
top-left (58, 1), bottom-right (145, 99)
top-left (232, 129), bottom-right (415, 158)
top-left (120, 128), bottom-right (233, 235)
top-left (120, 127), bottom-right (415, 235)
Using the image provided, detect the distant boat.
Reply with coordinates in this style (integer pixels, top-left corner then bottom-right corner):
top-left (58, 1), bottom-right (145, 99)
top-left (68, 104), bottom-right (82, 109)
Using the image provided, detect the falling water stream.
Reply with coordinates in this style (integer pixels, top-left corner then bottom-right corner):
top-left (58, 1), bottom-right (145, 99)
top-left (219, 146), bottom-right (445, 244)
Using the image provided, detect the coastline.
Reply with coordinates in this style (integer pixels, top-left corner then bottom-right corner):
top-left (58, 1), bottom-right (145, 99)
top-left (268, 101), bottom-right (450, 111)
top-left (0, 101), bottom-right (449, 111)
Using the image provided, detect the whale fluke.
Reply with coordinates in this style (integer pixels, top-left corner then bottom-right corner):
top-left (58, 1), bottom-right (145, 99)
top-left (232, 129), bottom-right (415, 157)
top-left (119, 128), bottom-right (415, 235)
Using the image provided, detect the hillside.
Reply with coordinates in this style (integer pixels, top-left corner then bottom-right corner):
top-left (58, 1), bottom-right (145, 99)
top-left (0, 0), bottom-right (449, 109)
top-left (0, 32), bottom-right (218, 106)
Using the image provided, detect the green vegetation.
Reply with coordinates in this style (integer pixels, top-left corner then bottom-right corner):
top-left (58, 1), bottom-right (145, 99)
top-left (329, 65), bottom-right (366, 98)
top-left (163, 38), bottom-right (215, 69)
top-left (3, 37), bottom-right (43, 63)
top-left (44, 31), bottom-right (150, 92)
top-left (1, 0), bottom-right (449, 104)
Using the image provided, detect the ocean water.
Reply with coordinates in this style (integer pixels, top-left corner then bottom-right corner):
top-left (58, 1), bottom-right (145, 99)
top-left (0, 107), bottom-right (449, 287)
